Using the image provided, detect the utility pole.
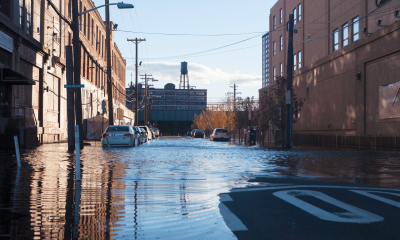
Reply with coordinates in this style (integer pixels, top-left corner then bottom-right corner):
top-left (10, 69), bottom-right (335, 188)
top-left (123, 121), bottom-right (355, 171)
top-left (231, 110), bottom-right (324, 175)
top-left (140, 74), bottom-right (152, 125)
top-left (72, 0), bottom-right (83, 148)
top-left (229, 84), bottom-right (240, 112)
top-left (128, 38), bottom-right (146, 126)
top-left (286, 14), bottom-right (294, 148)
top-left (106, 0), bottom-right (114, 126)
top-left (66, 46), bottom-right (75, 151)
top-left (130, 72), bottom-right (134, 112)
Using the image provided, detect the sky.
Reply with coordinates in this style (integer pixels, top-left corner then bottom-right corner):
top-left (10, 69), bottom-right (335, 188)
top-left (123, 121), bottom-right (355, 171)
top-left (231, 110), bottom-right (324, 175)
top-left (93, 0), bottom-right (275, 103)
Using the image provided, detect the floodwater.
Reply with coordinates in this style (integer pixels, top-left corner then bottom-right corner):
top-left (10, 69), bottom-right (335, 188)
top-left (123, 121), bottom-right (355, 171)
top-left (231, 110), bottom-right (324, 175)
top-left (1, 136), bottom-right (400, 239)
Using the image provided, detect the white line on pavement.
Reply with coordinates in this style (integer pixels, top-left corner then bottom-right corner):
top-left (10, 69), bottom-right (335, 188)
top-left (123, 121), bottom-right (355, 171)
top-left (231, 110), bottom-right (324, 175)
top-left (273, 190), bottom-right (384, 223)
top-left (219, 194), bottom-right (233, 202)
top-left (219, 203), bottom-right (248, 231)
top-left (351, 190), bottom-right (400, 208)
top-left (229, 185), bottom-right (400, 193)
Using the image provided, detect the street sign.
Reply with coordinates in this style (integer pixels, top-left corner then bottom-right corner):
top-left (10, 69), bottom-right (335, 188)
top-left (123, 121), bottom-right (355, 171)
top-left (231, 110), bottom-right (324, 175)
top-left (64, 84), bottom-right (84, 88)
top-left (286, 90), bottom-right (292, 104)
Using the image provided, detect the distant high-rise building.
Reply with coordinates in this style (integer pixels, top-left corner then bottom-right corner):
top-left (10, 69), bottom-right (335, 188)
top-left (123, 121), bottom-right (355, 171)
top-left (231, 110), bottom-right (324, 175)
top-left (262, 32), bottom-right (270, 88)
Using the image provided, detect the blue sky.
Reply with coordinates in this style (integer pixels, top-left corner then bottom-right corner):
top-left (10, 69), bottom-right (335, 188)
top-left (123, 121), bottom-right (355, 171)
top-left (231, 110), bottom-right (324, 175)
top-left (93, 0), bottom-right (275, 103)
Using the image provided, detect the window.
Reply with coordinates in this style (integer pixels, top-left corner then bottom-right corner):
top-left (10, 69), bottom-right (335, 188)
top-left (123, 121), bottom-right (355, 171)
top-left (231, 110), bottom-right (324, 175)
top-left (298, 4), bottom-right (301, 21)
top-left (68, 0), bottom-right (71, 19)
top-left (91, 19), bottom-right (94, 45)
top-left (293, 8), bottom-right (297, 25)
top-left (280, 8), bottom-right (283, 23)
top-left (87, 14), bottom-right (90, 42)
top-left (19, 0), bottom-right (23, 28)
top-left (101, 34), bottom-right (104, 58)
top-left (83, 52), bottom-right (86, 78)
top-left (79, 1), bottom-right (82, 31)
top-left (333, 29), bottom-right (339, 51)
top-left (342, 23), bottom-right (349, 47)
top-left (273, 67), bottom-right (276, 80)
top-left (83, 7), bottom-right (86, 36)
top-left (280, 35), bottom-right (283, 51)
top-left (280, 62), bottom-right (283, 76)
top-left (273, 16), bottom-right (276, 29)
top-left (26, 0), bottom-right (31, 34)
top-left (298, 51), bottom-right (302, 68)
top-left (96, 25), bottom-right (99, 51)
top-left (273, 41), bottom-right (276, 55)
top-left (293, 53), bottom-right (297, 70)
top-left (352, 17), bottom-right (359, 42)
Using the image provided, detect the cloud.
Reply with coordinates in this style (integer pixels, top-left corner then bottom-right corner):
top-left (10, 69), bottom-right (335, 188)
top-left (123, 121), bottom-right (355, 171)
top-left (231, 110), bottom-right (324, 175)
top-left (126, 62), bottom-right (261, 87)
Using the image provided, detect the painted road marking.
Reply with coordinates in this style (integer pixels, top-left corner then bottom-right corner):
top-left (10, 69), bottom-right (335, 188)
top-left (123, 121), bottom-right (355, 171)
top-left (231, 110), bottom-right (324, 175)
top-left (229, 185), bottom-right (400, 193)
top-left (219, 193), bottom-right (233, 202)
top-left (351, 190), bottom-right (400, 208)
top-left (221, 185), bottom-right (400, 231)
top-left (273, 190), bottom-right (384, 223)
top-left (219, 203), bottom-right (248, 231)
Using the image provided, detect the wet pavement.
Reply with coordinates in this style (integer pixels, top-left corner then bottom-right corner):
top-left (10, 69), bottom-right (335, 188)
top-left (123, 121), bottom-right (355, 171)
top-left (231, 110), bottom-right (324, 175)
top-left (1, 136), bottom-right (400, 239)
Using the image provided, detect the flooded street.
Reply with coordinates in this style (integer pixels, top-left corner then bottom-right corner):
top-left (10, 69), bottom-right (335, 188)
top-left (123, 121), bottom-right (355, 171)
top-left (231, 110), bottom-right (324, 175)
top-left (1, 137), bottom-right (400, 239)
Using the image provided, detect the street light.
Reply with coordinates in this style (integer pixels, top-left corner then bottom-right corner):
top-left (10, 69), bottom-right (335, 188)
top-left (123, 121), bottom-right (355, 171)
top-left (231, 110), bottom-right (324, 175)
top-left (71, 0), bottom-right (133, 148)
top-left (78, 2), bottom-right (133, 16)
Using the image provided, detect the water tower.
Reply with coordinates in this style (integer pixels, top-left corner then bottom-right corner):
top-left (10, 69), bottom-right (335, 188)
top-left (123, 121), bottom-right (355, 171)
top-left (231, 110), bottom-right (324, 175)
top-left (179, 61), bottom-right (189, 89)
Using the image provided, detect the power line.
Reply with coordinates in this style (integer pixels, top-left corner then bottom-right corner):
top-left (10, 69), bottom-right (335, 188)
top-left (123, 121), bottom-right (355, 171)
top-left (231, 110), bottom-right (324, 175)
top-left (114, 30), bottom-right (268, 36)
top-left (123, 44), bottom-right (261, 61)
top-left (123, 33), bottom-right (264, 61)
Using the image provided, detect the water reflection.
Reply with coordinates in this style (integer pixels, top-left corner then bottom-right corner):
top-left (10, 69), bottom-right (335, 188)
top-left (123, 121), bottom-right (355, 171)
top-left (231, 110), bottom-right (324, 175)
top-left (1, 138), bottom-right (400, 239)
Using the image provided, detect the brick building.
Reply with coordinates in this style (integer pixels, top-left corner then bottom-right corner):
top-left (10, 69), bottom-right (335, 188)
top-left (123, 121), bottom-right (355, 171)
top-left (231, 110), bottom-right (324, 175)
top-left (261, 0), bottom-right (400, 140)
top-left (0, 0), bottom-right (132, 146)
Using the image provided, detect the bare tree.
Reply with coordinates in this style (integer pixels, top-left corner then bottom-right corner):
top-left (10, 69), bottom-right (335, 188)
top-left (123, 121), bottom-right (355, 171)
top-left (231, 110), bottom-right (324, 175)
top-left (258, 76), bottom-right (305, 146)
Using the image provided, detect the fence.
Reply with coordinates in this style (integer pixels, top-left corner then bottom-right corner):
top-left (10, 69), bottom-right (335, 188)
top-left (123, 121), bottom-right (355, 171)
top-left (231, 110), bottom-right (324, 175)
top-left (293, 133), bottom-right (400, 150)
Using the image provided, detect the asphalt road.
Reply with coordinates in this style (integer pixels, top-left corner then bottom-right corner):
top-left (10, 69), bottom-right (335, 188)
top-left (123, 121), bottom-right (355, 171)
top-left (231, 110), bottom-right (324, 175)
top-left (220, 177), bottom-right (400, 240)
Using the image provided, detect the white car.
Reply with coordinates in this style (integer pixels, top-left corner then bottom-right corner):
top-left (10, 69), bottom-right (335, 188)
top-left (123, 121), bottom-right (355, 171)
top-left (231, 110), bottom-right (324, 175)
top-left (152, 128), bottom-right (160, 137)
top-left (210, 128), bottom-right (230, 141)
top-left (139, 126), bottom-right (153, 141)
top-left (102, 125), bottom-right (138, 147)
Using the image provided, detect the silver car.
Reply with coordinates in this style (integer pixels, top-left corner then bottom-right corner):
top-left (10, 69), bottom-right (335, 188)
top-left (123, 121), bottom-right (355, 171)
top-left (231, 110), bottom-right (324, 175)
top-left (139, 126), bottom-right (152, 141)
top-left (102, 125), bottom-right (138, 147)
top-left (210, 128), bottom-right (230, 141)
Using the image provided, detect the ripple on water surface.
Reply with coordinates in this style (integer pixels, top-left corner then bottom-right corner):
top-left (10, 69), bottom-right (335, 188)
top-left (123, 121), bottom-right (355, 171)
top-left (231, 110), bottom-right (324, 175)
top-left (1, 137), bottom-right (400, 239)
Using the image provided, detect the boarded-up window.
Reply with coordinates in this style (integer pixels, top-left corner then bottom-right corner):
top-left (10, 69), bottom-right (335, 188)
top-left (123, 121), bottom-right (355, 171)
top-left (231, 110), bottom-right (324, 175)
top-left (46, 74), bottom-right (60, 128)
top-left (379, 81), bottom-right (400, 119)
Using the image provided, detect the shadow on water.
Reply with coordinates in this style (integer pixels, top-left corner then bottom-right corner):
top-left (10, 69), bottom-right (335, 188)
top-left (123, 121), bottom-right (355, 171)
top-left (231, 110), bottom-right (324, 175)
top-left (1, 137), bottom-right (400, 239)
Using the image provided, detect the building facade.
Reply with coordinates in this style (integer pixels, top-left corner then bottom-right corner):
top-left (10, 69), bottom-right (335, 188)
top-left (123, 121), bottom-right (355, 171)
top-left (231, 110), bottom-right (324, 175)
top-left (260, 0), bottom-right (400, 137)
top-left (127, 83), bottom-right (207, 134)
top-left (0, 0), bottom-right (132, 147)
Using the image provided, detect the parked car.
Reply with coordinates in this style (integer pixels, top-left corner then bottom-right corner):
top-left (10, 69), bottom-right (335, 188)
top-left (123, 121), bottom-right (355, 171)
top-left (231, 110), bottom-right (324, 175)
top-left (136, 127), bottom-right (147, 143)
top-left (210, 128), bottom-right (230, 141)
top-left (132, 126), bottom-right (145, 144)
top-left (193, 129), bottom-right (204, 138)
top-left (150, 128), bottom-right (159, 139)
top-left (191, 129), bottom-right (198, 137)
top-left (139, 126), bottom-right (153, 141)
top-left (102, 125), bottom-right (138, 147)
top-left (153, 128), bottom-right (160, 137)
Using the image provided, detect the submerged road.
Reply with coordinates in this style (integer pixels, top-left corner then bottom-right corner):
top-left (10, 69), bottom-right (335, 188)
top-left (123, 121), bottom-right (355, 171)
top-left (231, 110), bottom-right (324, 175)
top-left (1, 136), bottom-right (400, 239)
